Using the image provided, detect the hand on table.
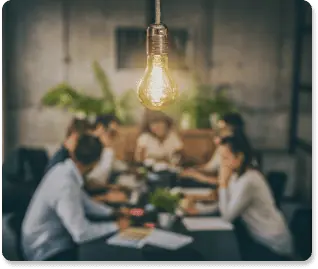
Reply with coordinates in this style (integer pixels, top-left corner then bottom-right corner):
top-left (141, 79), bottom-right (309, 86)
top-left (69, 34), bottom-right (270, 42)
top-left (180, 169), bottom-right (208, 183)
top-left (106, 190), bottom-right (128, 203)
top-left (185, 206), bottom-right (199, 216)
top-left (93, 190), bottom-right (128, 203)
top-left (117, 215), bottom-right (130, 231)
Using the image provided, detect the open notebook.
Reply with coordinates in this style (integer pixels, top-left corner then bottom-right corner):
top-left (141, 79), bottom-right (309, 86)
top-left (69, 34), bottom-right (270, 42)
top-left (107, 228), bottom-right (193, 250)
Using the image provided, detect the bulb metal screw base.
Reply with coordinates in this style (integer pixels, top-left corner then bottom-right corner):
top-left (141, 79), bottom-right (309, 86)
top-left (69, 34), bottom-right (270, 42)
top-left (147, 23), bottom-right (168, 55)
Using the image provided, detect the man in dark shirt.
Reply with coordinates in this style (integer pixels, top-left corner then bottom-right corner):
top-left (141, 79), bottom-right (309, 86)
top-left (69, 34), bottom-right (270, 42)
top-left (46, 114), bottom-right (120, 174)
top-left (45, 118), bottom-right (95, 173)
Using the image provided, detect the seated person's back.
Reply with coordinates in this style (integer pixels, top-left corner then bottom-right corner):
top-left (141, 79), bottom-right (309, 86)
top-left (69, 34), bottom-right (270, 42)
top-left (22, 135), bottom-right (123, 261)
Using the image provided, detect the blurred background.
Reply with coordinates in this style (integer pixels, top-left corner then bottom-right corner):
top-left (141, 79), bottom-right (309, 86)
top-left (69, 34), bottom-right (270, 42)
top-left (2, 0), bottom-right (312, 204)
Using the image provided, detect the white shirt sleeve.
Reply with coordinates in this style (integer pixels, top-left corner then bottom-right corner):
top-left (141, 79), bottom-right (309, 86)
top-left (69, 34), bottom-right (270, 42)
top-left (218, 174), bottom-right (254, 222)
top-left (87, 148), bottom-right (114, 185)
top-left (136, 133), bottom-right (149, 148)
top-left (204, 148), bottom-right (221, 172)
top-left (55, 182), bottom-right (118, 244)
top-left (169, 132), bottom-right (183, 152)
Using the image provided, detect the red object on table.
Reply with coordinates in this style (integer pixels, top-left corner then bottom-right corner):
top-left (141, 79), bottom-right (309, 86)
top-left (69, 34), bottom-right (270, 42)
top-left (130, 208), bottom-right (144, 216)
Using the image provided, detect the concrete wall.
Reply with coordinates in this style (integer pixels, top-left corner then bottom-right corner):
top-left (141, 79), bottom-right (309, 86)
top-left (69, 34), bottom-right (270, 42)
top-left (4, 0), bottom-right (297, 155)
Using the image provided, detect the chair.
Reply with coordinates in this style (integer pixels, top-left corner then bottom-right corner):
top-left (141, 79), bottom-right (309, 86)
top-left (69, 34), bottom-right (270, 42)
top-left (290, 208), bottom-right (312, 261)
top-left (2, 147), bottom-right (49, 260)
top-left (233, 218), bottom-right (255, 260)
top-left (266, 171), bottom-right (287, 208)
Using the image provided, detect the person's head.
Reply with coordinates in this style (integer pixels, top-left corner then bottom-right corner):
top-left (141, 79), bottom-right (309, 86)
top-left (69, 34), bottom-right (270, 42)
top-left (66, 118), bottom-right (95, 138)
top-left (142, 111), bottom-right (173, 139)
top-left (219, 131), bottom-right (253, 176)
top-left (73, 134), bottom-right (103, 176)
top-left (214, 113), bottom-right (245, 145)
top-left (64, 118), bottom-right (95, 152)
top-left (94, 114), bottom-right (120, 138)
top-left (219, 112), bottom-right (245, 131)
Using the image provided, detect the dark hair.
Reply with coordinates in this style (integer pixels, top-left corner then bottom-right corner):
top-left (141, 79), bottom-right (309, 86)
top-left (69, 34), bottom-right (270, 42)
top-left (66, 118), bottom-right (95, 138)
top-left (74, 134), bottom-right (103, 165)
top-left (95, 114), bottom-right (120, 128)
top-left (141, 110), bottom-right (173, 135)
top-left (221, 112), bottom-right (245, 130)
top-left (220, 131), bottom-right (253, 176)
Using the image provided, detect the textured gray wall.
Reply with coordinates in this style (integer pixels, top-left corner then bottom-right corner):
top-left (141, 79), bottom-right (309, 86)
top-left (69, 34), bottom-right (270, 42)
top-left (4, 0), bottom-right (297, 155)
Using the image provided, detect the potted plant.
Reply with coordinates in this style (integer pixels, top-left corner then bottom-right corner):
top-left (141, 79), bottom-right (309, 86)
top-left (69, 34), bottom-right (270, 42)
top-left (41, 61), bottom-right (140, 125)
top-left (149, 188), bottom-right (181, 228)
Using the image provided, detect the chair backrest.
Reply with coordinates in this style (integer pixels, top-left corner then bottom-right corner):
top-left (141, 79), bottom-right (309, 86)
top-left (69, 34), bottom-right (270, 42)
top-left (290, 208), bottom-right (312, 261)
top-left (2, 147), bottom-right (49, 260)
top-left (266, 171), bottom-right (287, 208)
top-left (3, 147), bottom-right (49, 184)
top-left (232, 218), bottom-right (255, 260)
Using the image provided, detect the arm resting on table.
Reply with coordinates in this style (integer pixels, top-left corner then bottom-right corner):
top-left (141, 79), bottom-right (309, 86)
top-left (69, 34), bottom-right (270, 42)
top-left (55, 186), bottom-right (118, 244)
top-left (82, 191), bottom-right (114, 217)
top-left (218, 179), bottom-right (253, 222)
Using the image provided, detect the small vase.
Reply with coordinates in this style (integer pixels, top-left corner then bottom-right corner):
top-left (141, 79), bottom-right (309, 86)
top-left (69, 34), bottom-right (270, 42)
top-left (158, 212), bottom-right (176, 229)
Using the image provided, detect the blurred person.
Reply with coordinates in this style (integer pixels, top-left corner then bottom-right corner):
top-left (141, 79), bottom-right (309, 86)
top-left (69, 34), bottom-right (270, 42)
top-left (45, 117), bottom-right (94, 173)
top-left (135, 111), bottom-right (183, 164)
top-left (202, 112), bottom-right (245, 171)
top-left (181, 113), bottom-right (248, 185)
top-left (86, 114), bottom-right (121, 188)
top-left (22, 134), bottom-right (130, 261)
top-left (218, 135), bottom-right (293, 261)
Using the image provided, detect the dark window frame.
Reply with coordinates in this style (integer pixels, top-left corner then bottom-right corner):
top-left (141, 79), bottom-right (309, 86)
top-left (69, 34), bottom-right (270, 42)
top-left (289, 0), bottom-right (312, 153)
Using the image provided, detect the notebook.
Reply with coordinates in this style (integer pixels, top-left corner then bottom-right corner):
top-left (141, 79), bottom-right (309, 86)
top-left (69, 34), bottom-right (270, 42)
top-left (145, 229), bottom-right (193, 250)
top-left (107, 228), bottom-right (151, 249)
top-left (182, 217), bottom-right (234, 231)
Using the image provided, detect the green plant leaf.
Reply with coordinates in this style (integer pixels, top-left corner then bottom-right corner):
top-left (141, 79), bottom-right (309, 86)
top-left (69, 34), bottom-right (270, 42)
top-left (92, 61), bottom-right (116, 108)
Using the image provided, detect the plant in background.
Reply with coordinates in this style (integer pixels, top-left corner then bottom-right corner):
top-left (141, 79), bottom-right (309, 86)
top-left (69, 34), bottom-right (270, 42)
top-left (149, 188), bottom-right (181, 213)
top-left (41, 61), bottom-right (140, 125)
top-left (195, 84), bottom-right (236, 129)
top-left (164, 80), bottom-right (236, 129)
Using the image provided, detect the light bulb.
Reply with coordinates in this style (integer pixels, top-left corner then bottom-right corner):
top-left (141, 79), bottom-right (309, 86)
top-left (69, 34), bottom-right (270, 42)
top-left (137, 24), bottom-right (178, 111)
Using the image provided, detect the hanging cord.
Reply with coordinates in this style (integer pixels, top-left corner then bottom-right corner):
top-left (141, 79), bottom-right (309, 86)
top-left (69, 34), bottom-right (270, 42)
top-left (155, 0), bottom-right (161, 24)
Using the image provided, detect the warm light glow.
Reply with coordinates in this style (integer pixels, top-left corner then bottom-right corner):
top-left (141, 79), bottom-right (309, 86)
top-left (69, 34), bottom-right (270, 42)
top-left (137, 55), bottom-right (178, 111)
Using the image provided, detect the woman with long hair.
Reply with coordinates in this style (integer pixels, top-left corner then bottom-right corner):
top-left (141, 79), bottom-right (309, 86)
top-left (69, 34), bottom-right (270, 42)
top-left (218, 134), bottom-right (293, 260)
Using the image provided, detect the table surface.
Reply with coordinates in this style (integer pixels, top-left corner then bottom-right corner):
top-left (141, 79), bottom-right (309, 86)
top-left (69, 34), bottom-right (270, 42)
top-left (80, 170), bottom-right (241, 261)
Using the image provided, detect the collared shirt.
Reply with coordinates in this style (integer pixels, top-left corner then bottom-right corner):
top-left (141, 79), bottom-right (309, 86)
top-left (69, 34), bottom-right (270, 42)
top-left (218, 169), bottom-right (293, 256)
top-left (22, 159), bottom-right (118, 261)
top-left (136, 131), bottom-right (183, 161)
top-left (44, 145), bottom-right (70, 174)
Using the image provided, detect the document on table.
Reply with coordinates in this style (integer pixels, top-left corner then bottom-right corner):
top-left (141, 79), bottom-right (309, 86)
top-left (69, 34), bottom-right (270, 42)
top-left (196, 202), bottom-right (219, 214)
top-left (181, 188), bottom-right (212, 196)
top-left (145, 229), bottom-right (193, 250)
top-left (182, 217), bottom-right (234, 231)
top-left (107, 228), bottom-right (151, 249)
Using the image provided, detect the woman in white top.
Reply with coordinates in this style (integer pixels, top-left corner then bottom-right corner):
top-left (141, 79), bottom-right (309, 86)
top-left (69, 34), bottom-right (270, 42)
top-left (181, 113), bottom-right (259, 185)
top-left (218, 134), bottom-right (293, 260)
top-left (135, 111), bottom-right (183, 163)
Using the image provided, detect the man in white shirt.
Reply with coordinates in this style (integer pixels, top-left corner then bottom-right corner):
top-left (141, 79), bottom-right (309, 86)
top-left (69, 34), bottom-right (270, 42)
top-left (22, 135), bottom-right (130, 261)
top-left (86, 114), bottom-right (122, 188)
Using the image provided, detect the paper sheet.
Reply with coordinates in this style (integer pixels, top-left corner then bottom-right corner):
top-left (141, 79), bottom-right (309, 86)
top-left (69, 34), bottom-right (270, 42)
top-left (182, 217), bottom-right (234, 231)
top-left (181, 188), bottom-right (212, 196)
top-left (107, 228), bottom-right (151, 249)
top-left (196, 202), bottom-right (219, 214)
top-left (145, 229), bottom-right (193, 250)
top-left (117, 174), bottom-right (139, 189)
